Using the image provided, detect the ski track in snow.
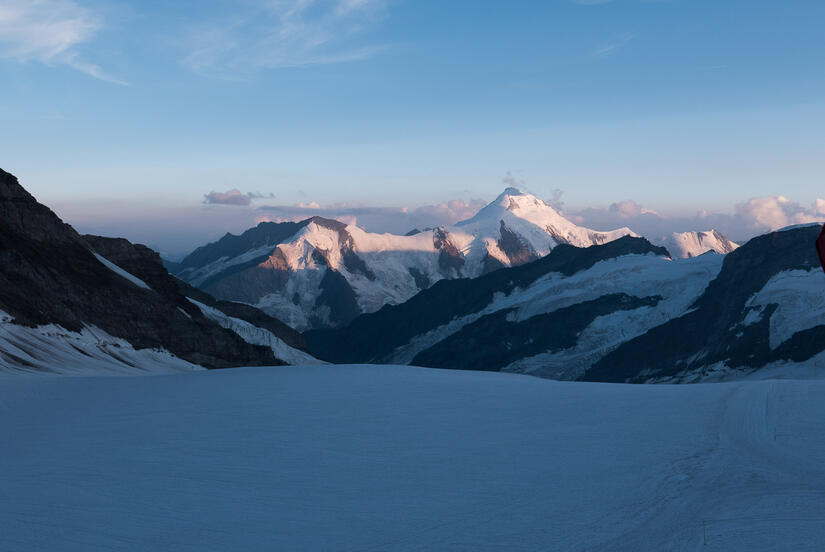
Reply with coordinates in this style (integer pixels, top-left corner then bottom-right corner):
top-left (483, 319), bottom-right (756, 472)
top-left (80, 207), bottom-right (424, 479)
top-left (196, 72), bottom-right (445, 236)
top-left (1, 364), bottom-right (824, 551)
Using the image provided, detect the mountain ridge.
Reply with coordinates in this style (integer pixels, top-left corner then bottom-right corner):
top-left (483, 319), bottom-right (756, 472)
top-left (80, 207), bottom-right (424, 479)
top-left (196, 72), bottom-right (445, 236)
top-left (304, 224), bottom-right (825, 383)
top-left (0, 168), bottom-right (310, 373)
top-left (175, 188), bottom-right (644, 330)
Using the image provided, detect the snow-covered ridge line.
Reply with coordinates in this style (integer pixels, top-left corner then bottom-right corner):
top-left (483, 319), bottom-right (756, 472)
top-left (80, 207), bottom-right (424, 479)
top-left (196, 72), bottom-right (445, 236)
top-left (659, 230), bottom-right (739, 260)
top-left (187, 298), bottom-right (320, 365)
top-left (177, 188), bottom-right (644, 330)
top-left (0, 311), bottom-right (199, 376)
top-left (93, 252), bottom-right (152, 290)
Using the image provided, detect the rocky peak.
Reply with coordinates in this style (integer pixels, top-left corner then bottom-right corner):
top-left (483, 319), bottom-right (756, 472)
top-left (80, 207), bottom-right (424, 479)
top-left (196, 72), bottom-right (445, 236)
top-left (0, 168), bottom-right (82, 244)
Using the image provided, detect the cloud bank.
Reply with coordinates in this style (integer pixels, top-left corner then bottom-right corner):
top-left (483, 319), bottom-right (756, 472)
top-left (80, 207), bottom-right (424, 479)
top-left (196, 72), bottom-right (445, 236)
top-left (573, 195), bottom-right (825, 242)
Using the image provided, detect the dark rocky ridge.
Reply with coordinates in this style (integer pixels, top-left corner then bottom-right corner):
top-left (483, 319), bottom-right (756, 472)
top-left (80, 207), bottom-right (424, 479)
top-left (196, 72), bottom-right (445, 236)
top-left (0, 168), bottom-right (296, 369)
top-left (411, 293), bottom-right (663, 371)
top-left (176, 219), bottom-right (311, 277)
top-left (85, 235), bottom-right (309, 353)
top-left (304, 236), bottom-right (670, 363)
top-left (583, 225), bottom-right (824, 382)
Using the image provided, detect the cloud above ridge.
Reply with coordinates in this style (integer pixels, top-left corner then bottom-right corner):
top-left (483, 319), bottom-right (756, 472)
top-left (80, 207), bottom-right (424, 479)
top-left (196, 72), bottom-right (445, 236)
top-left (573, 195), bottom-right (825, 242)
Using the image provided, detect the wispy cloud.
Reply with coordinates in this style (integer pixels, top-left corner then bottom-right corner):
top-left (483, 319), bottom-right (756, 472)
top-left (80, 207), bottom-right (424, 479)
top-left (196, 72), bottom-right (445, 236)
top-left (0, 0), bottom-right (127, 84)
top-left (592, 32), bottom-right (637, 59)
top-left (182, 0), bottom-right (390, 77)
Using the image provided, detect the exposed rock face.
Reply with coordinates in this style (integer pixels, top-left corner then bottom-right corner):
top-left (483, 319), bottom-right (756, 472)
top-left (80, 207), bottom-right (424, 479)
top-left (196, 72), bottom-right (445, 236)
top-left (84, 235), bottom-right (309, 353)
top-left (0, 168), bottom-right (301, 369)
top-left (433, 227), bottom-right (465, 276)
top-left (497, 221), bottom-right (537, 265)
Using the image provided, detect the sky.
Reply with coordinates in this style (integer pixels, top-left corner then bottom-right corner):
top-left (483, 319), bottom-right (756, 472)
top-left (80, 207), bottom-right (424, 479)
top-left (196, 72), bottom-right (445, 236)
top-left (1, 0), bottom-right (824, 256)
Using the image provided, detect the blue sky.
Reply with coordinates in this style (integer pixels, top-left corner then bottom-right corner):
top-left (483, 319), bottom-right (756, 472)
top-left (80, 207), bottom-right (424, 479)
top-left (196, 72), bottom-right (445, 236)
top-left (1, 0), bottom-right (824, 254)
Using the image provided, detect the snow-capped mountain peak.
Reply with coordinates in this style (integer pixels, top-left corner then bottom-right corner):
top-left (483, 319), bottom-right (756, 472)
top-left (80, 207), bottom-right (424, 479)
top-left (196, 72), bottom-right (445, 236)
top-left (177, 188), bottom-right (639, 330)
top-left (455, 187), bottom-right (636, 259)
top-left (661, 229), bottom-right (739, 259)
top-left (459, 187), bottom-right (564, 226)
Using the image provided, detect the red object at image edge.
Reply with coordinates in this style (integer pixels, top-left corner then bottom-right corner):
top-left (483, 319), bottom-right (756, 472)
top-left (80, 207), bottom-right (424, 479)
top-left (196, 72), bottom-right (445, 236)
top-left (817, 225), bottom-right (825, 274)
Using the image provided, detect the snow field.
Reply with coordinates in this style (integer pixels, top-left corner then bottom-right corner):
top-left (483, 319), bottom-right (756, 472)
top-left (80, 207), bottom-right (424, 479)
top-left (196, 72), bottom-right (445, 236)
top-left (2, 364), bottom-right (824, 551)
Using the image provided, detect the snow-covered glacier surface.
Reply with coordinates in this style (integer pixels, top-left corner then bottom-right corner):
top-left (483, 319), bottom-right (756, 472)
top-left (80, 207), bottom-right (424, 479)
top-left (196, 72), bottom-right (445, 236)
top-left (2, 364), bottom-right (825, 551)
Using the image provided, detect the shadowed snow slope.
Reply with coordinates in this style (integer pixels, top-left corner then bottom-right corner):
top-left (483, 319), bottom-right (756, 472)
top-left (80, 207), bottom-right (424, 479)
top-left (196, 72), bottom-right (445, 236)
top-left (2, 364), bottom-right (824, 551)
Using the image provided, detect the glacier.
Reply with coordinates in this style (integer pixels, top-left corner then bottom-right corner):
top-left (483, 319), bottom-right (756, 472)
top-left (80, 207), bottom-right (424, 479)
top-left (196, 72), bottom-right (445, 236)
top-left (2, 364), bottom-right (824, 551)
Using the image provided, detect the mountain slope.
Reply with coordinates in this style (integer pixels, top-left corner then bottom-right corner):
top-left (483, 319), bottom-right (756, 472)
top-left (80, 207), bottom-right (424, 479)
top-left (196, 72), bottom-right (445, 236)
top-left (306, 225), bottom-right (825, 382)
top-left (0, 168), bottom-right (311, 373)
top-left (176, 188), bottom-right (636, 330)
top-left (584, 224), bottom-right (825, 382)
top-left (304, 236), bottom-right (677, 368)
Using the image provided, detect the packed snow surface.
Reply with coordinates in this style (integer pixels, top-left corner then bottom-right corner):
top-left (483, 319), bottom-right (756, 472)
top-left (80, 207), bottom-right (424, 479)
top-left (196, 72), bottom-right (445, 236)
top-left (2, 364), bottom-right (824, 551)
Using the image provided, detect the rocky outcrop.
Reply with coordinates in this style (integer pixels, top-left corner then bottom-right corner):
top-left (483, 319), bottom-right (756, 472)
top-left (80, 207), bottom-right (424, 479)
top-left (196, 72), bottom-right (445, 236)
top-left (84, 234), bottom-right (309, 353)
top-left (0, 168), bottom-right (300, 369)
